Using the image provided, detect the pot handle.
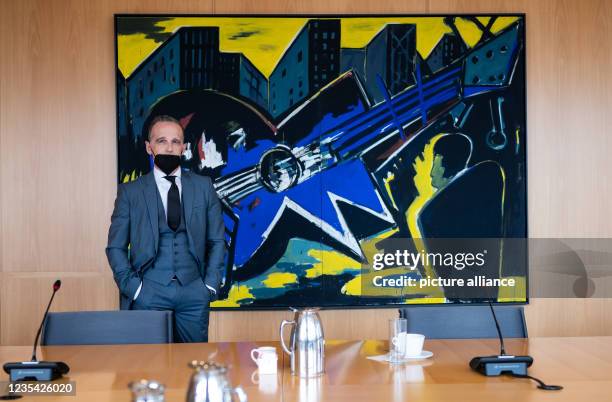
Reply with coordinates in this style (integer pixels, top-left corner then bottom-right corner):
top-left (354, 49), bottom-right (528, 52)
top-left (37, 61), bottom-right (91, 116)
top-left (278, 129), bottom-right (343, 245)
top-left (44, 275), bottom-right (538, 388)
top-left (280, 319), bottom-right (295, 355)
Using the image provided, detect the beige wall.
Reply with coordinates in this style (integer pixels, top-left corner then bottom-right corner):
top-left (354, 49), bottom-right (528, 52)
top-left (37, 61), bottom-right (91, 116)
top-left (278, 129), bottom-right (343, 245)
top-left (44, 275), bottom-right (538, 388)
top-left (1, 0), bottom-right (611, 345)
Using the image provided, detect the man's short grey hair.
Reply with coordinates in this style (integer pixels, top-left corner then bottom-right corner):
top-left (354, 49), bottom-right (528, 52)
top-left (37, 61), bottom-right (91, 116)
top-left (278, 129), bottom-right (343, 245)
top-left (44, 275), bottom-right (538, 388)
top-left (147, 115), bottom-right (184, 141)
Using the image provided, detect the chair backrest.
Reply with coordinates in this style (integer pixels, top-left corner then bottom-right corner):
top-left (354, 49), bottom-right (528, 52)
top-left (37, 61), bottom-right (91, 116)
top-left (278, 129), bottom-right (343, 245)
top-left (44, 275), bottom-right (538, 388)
top-left (398, 305), bottom-right (527, 339)
top-left (41, 310), bottom-right (173, 345)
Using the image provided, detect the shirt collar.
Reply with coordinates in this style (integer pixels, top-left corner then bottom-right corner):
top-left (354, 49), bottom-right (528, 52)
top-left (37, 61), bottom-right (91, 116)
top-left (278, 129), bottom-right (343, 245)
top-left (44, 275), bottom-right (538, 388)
top-left (153, 165), bottom-right (182, 182)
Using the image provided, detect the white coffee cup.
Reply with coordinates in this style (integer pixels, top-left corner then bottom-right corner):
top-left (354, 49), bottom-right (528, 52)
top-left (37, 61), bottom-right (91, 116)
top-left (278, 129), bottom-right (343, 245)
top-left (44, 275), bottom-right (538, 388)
top-left (250, 346), bottom-right (278, 375)
top-left (392, 333), bottom-right (425, 357)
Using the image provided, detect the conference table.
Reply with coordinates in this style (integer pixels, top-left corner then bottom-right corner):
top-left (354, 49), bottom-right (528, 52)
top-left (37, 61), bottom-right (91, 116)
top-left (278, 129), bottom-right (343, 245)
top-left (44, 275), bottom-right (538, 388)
top-left (1, 337), bottom-right (611, 401)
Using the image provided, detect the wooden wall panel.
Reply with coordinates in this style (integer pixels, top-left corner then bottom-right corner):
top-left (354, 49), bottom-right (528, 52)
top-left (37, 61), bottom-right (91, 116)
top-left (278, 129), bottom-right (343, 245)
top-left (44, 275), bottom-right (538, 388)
top-left (1, 0), bottom-right (611, 345)
top-left (0, 272), bottom-right (118, 345)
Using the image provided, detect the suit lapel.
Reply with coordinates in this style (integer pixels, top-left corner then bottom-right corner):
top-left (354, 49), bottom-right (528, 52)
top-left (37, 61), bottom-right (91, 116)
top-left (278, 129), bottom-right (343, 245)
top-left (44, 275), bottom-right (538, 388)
top-left (142, 171), bottom-right (159, 252)
top-left (181, 171), bottom-right (201, 266)
top-left (182, 171), bottom-right (194, 229)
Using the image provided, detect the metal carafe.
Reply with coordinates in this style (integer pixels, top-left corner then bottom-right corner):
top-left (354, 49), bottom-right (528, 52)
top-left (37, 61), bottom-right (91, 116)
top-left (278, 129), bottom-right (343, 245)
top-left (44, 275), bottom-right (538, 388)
top-left (280, 308), bottom-right (325, 377)
top-left (186, 361), bottom-right (247, 402)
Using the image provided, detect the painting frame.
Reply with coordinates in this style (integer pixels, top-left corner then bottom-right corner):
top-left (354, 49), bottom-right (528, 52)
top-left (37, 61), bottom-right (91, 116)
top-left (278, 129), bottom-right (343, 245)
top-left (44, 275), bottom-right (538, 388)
top-left (114, 13), bottom-right (529, 310)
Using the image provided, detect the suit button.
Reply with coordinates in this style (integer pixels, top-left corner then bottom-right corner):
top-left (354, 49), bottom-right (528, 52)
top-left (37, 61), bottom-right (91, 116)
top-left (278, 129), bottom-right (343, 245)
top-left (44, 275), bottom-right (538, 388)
top-left (174, 251), bottom-right (178, 255)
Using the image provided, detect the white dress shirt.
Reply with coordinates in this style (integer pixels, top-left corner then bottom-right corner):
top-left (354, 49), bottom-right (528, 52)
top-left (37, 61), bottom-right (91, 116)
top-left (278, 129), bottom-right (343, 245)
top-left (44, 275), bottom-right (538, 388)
top-left (153, 165), bottom-right (182, 219)
top-left (134, 166), bottom-right (216, 300)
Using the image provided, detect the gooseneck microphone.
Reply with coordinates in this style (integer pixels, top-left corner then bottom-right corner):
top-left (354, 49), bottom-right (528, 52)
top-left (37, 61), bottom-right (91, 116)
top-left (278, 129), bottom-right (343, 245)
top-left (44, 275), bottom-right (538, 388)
top-left (3, 280), bottom-right (70, 381)
top-left (30, 280), bottom-right (61, 362)
top-left (488, 301), bottom-right (506, 356)
top-left (469, 301), bottom-right (562, 391)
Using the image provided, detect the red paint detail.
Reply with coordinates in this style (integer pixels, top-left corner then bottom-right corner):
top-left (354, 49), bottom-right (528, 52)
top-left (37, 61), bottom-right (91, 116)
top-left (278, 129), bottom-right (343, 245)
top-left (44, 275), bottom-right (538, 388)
top-left (198, 137), bottom-right (205, 161)
top-left (248, 197), bottom-right (261, 211)
top-left (376, 138), bottom-right (408, 160)
top-left (179, 112), bottom-right (195, 129)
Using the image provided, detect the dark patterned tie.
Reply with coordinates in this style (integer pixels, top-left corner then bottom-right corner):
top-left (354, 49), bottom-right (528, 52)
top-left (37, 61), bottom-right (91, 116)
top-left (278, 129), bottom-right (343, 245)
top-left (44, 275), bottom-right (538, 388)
top-left (164, 176), bottom-right (181, 231)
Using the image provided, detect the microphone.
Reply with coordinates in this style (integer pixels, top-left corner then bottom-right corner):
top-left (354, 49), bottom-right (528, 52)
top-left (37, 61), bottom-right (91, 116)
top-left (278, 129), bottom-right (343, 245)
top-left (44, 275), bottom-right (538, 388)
top-left (3, 280), bottom-right (70, 381)
top-left (469, 301), bottom-right (562, 390)
top-left (488, 300), bottom-right (507, 356)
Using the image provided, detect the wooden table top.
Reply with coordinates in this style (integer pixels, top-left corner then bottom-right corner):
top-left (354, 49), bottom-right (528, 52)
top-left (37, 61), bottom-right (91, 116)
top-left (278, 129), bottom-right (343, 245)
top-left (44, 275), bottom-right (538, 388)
top-left (1, 337), bottom-right (611, 401)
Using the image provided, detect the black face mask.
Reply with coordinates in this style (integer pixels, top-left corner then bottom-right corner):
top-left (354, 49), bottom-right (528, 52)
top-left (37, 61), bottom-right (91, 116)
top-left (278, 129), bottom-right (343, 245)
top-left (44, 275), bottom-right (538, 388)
top-left (154, 154), bottom-right (181, 175)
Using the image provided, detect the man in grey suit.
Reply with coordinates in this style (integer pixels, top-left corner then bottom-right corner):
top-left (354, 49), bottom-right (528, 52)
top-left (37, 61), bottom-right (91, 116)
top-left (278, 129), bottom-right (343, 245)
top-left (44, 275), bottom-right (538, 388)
top-left (106, 115), bottom-right (225, 342)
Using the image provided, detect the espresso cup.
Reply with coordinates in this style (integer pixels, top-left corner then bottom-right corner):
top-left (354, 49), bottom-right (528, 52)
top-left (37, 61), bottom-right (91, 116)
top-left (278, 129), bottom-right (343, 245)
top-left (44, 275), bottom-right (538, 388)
top-left (392, 333), bottom-right (425, 357)
top-left (250, 346), bottom-right (278, 375)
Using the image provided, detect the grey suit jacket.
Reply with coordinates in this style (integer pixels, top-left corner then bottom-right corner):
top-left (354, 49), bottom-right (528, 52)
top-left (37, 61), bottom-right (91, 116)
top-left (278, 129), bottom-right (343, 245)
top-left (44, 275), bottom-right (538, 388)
top-left (106, 170), bottom-right (226, 310)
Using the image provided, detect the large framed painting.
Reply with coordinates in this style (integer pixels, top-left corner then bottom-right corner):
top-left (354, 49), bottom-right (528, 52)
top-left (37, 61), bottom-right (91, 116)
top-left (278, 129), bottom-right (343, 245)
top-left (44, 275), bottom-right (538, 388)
top-left (114, 14), bottom-right (527, 309)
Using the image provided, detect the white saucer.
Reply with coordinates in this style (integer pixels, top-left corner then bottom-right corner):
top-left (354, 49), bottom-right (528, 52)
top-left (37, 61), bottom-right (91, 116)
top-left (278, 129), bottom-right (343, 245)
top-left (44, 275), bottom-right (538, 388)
top-left (404, 350), bottom-right (433, 360)
top-left (391, 350), bottom-right (433, 362)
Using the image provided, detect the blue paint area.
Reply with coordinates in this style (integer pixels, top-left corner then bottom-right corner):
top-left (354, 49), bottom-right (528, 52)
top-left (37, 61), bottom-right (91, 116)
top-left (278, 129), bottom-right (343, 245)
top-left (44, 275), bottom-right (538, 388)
top-left (295, 102), bottom-right (367, 147)
top-left (376, 74), bottom-right (405, 139)
top-left (333, 76), bottom-right (460, 153)
top-left (229, 158), bottom-right (385, 267)
top-left (319, 159), bottom-right (387, 233)
top-left (230, 173), bottom-right (323, 266)
top-left (338, 86), bottom-right (460, 156)
top-left (222, 139), bottom-right (278, 175)
top-left (390, 67), bottom-right (461, 108)
top-left (415, 61), bottom-right (427, 124)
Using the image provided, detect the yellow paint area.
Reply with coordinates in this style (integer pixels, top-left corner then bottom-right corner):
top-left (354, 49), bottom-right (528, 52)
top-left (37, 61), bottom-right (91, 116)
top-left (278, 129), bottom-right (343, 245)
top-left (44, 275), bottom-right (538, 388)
top-left (305, 249), bottom-right (360, 279)
top-left (383, 172), bottom-right (398, 210)
top-left (122, 170), bottom-right (140, 183)
top-left (497, 276), bottom-right (527, 302)
top-left (119, 17), bottom-right (307, 78)
top-left (497, 166), bottom-right (507, 280)
top-left (306, 225), bottom-right (401, 280)
top-left (455, 17), bottom-right (486, 47)
top-left (118, 16), bottom-right (520, 78)
top-left (515, 127), bottom-right (521, 152)
top-left (406, 134), bottom-right (444, 238)
top-left (117, 33), bottom-right (161, 79)
top-left (211, 284), bottom-right (254, 307)
top-left (454, 16), bottom-right (520, 48)
top-left (305, 227), bottom-right (403, 296)
top-left (262, 272), bottom-right (298, 288)
top-left (402, 297), bottom-right (446, 304)
top-left (492, 17), bottom-right (521, 34)
top-left (340, 17), bottom-right (449, 59)
top-left (341, 274), bottom-right (362, 295)
top-left (405, 134), bottom-right (446, 280)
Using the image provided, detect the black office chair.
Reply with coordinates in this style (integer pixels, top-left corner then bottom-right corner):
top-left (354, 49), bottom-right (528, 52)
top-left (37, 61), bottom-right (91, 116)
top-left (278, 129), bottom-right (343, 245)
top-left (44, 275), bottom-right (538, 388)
top-left (41, 310), bottom-right (174, 345)
top-left (398, 305), bottom-right (527, 339)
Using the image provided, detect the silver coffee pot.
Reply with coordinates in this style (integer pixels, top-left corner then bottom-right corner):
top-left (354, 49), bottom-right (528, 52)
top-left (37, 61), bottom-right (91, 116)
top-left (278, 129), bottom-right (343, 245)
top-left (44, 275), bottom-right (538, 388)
top-left (280, 308), bottom-right (325, 377)
top-left (186, 361), bottom-right (247, 402)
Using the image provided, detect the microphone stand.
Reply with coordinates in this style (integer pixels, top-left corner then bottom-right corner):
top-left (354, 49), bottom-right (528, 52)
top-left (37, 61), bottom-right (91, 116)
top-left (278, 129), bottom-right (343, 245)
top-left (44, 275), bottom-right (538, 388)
top-left (3, 280), bottom-right (70, 381)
